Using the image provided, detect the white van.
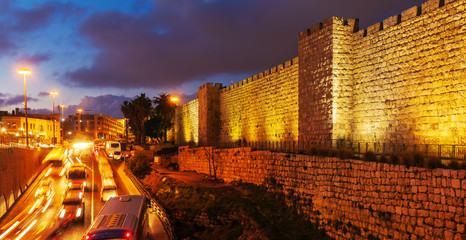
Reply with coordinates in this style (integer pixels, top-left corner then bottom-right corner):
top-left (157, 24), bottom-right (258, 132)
top-left (105, 141), bottom-right (121, 160)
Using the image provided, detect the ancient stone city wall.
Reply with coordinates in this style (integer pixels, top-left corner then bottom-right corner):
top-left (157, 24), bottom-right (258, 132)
top-left (0, 148), bottom-right (47, 218)
top-left (219, 57), bottom-right (299, 143)
top-left (351, 0), bottom-right (466, 145)
top-left (175, 0), bottom-right (466, 147)
top-left (174, 99), bottom-right (199, 145)
top-left (175, 58), bottom-right (299, 145)
top-left (298, 16), bottom-right (357, 144)
top-left (178, 146), bottom-right (465, 240)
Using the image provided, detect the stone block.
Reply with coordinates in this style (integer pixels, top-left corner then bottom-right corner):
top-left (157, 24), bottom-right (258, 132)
top-left (443, 169), bottom-right (451, 178)
top-left (453, 233), bottom-right (465, 240)
top-left (458, 223), bottom-right (465, 233)
top-left (419, 186), bottom-right (427, 193)
top-left (444, 230), bottom-right (454, 240)
top-left (422, 0), bottom-right (443, 15)
top-left (434, 219), bottom-right (445, 228)
top-left (402, 6), bottom-right (421, 22)
top-left (450, 178), bottom-right (461, 189)
top-left (383, 15), bottom-right (401, 28)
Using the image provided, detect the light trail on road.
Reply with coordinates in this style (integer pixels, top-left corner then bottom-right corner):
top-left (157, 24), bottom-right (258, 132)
top-left (0, 146), bottom-right (169, 239)
top-left (14, 219), bottom-right (37, 240)
top-left (0, 221), bottom-right (19, 239)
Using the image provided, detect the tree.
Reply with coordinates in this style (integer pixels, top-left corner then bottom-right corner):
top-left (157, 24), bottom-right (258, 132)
top-left (153, 93), bottom-right (176, 142)
top-left (145, 115), bottom-right (164, 143)
top-left (120, 93), bottom-right (152, 144)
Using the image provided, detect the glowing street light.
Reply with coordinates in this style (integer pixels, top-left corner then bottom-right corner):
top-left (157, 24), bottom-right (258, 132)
top-left (18, 69), bottom-right (31, 147)
top-left (170, 97), bottom-right (179, 106)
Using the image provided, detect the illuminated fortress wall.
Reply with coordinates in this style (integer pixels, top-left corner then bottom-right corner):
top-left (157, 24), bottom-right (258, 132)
top-left (197, 83), bottom-right (222, 146)
top-left (174, 99), bottom-right (199, 145)
top-left (298, 17), bottom-right (357, 145)
top-left (175, 0), bottom-right (466, 147)
top-left (219, 58), bottom-right (299, 143)
top-left (351, 0), bottom-right (466, 145)
top-left (297, 0), bottom-right (466, 146)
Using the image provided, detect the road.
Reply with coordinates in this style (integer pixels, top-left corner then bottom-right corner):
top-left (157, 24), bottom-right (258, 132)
top-left (0, 146), bottom-right (169, 240)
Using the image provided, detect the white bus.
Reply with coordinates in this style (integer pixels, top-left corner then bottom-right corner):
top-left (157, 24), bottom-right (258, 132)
top-left (105, 141), bottom-right (122, 160)
top-left (82, 195), bottom-right (150, 240)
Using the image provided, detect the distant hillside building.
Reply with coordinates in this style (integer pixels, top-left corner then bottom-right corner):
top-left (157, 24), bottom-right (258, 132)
top-left (63, 113), bottom-right (125, 141)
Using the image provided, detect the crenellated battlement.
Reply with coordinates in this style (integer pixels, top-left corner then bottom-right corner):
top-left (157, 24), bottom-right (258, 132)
top-left (198, 82), bottom-right (222, 91)
top-left (356, 0), bottom-right (449, 38)
top-left (221, 57), bottom-right (299, 93)
top-left (299, 16), bottom-right (359, 38)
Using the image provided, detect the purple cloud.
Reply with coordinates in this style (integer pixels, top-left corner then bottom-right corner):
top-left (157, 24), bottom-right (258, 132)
top-left (37, 91), bottom-right (51, 97)
top-left (63, 94), bottom-right (133, 119)
top-left (28, 108), bottom-right (52, 114)
top-left (0, 94), bottom-right (39, 107)
top-left (9, 1), bottom-right (79, 32)
top-left (66, 0), bottom-right (426, 89)
top-left (0, 1), bottom-right (82, 56)
top-left (17, 54), bottom-right (51, 67)
top-left (0, 31), bottom-right (14, 52)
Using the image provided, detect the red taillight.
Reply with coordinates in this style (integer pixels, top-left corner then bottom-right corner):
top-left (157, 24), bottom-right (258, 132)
top-left (125, 231), bottom-right (132, 238)
top-left (85, 234), bottom-right (91, 240)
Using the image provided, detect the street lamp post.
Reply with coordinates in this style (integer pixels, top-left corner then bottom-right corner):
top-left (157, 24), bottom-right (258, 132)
top-left (77, 108), bottom-right (83, 134)
top-left (50, 91), bottom-right (58, 144)
top-left (18, 69), bottom-right (31, 147)
top-left (59, 104), bottom-right (65, 143)
top-left (125, 118), bottom-right (129, 143)
top-left (59, 105), bottom-right (65, 122)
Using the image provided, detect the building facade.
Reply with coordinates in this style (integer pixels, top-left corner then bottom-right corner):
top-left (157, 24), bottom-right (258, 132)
top-left (63, 113), bottom-right (125, 141)
top-left (0, 115), bottom-right (60, 145)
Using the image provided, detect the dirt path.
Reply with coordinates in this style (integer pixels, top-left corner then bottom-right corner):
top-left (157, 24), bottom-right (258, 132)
top-left (154, 167), bottom-right (230, 188)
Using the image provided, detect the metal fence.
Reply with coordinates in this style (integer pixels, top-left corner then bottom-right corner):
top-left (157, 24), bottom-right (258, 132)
top-left (217, 140), bottom-right (466, 161)
top-left (124, 168), bottom-right (178, 240)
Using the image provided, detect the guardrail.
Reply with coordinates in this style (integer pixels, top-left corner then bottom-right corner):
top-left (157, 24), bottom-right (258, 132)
top-left (124, 168), bottom-right (177, 240)
top-left (219, 140), bottom-right (466, 162)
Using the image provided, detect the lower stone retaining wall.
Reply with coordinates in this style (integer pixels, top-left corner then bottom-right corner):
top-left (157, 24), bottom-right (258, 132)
top-left (178, 146), bottom-right (465, 240)
top-left (0, 148), bottom-right (49, 219)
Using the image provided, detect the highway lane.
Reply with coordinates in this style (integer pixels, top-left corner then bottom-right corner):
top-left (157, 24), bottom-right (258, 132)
top-left (0, 146), bottom-right (169, 240)
top-left (0, 147), bottom-right (104, 239)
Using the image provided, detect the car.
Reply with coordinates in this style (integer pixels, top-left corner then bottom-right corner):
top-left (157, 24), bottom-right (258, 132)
top-left (59, 189), bottom-right (85, 223)
top-left (35, 179), bottom-right (54, 198)
top-left (30, 179), bottom-right (54, 213)
top-left (68, 181), bottom-right (85, 193)
top-left (67, 163), bottom-right (87, 190)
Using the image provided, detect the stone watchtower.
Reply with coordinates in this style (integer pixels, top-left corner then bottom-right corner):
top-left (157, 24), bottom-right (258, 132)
top-left (197, 83), bottom-right (222, 146)
top-left (298, 16), bottom-right (358, 146)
